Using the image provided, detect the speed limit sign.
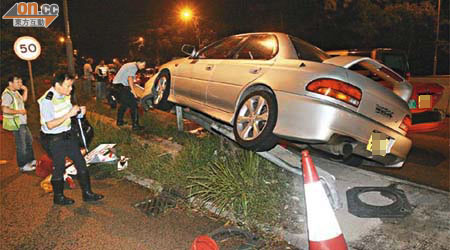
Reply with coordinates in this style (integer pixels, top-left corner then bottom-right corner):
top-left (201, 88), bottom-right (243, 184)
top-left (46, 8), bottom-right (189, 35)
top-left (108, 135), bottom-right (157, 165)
top-left (13, 36), bottom-right (41, 101)
top-left (14, 36), bottom-right (41, 61)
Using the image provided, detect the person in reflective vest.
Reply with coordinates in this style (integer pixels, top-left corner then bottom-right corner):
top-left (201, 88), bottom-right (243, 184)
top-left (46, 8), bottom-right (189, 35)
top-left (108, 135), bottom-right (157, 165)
top-left (1, 75), bottom-right (36, 172)
top-left (38, 72), bottom-right (104, 206)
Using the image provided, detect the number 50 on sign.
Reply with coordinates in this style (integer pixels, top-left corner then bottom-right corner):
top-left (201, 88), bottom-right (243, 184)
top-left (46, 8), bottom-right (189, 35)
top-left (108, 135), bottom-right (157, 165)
top-left (14, 36), bottom-right (41, 60)
top-left (13, 36), bottom-right (41, 101)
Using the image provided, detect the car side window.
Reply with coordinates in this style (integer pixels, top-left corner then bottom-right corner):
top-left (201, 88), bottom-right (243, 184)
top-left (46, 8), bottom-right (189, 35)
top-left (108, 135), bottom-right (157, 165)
top-left (198, 36), bottom-right (246, 59)
top-left (290, 36), bottom-right (329, 62)
top-left (234, 35), bottom-right (278, 60)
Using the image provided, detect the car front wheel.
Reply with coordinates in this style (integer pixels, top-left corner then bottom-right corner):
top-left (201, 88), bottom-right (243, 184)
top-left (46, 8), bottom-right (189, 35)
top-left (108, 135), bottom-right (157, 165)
top-left (153, 71), bottom-right (173, 111)
top-left (233, 90), bottom-right (278, 152)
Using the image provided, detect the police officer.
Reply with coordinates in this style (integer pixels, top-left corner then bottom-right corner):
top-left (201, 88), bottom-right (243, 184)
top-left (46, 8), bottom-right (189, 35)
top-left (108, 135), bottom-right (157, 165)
top-left (112, 58), bottom-right (146, 130)
top-left (38, 72), bottom-right (104, 205)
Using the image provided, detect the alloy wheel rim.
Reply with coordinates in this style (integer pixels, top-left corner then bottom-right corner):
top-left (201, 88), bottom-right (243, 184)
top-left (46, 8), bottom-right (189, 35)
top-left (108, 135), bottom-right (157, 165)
top-left (236, 95), bottom-right (269, 141)
top-left (154, 76), bottom-right (167, 104)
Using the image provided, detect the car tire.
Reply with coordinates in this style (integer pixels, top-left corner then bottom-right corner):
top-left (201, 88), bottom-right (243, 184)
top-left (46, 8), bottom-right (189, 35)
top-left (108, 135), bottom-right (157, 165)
top-left (233, 90), bottom-right (278, 152)
top-left (153, 71), bottom-right (173, 111)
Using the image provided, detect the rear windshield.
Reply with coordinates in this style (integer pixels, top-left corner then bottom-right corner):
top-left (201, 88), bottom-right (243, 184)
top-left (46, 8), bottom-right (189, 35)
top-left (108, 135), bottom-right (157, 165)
top-left (289, 36), bottom-right (330, 62)
top-left (377, 53), bottom-right (409, 78)
top-left (349, 59), bottom-right (403, 90)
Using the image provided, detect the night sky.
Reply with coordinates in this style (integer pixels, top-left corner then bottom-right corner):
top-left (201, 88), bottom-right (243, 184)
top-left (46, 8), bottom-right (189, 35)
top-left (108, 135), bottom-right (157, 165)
top-left (48, 0), bottom-right (317, 60)
top-left (49, 0), bottom-right (231, 60)
top-left (54, 0), bottom-right (154, 60)
top-left (2, 0), bottom-right (448, 75)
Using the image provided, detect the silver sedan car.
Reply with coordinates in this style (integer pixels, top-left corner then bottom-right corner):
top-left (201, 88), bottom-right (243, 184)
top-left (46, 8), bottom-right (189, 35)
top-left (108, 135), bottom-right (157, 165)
top-left (139, 32), bottom-right (413, 167)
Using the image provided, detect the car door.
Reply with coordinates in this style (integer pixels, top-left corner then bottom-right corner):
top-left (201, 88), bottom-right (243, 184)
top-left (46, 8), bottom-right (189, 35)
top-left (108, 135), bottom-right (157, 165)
top-left (207, 34), bottom-right (278, 113)
top-left (186, 36), bottom-right (247, 104)
top-left (173, 58), bottom-right (196, 100)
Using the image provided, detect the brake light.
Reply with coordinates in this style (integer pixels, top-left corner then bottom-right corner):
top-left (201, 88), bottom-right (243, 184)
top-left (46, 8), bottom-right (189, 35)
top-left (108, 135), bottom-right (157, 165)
top-left (405, 72), bottom-right (411, 81)
top-left (399, 115), bottom-right (411, 133)
top-left (306, 79), bottom-right (362, 107)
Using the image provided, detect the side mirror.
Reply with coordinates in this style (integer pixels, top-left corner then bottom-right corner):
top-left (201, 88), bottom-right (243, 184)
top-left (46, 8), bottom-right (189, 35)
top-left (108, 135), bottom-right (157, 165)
top-left (181, 44), bottom-right (196, 58)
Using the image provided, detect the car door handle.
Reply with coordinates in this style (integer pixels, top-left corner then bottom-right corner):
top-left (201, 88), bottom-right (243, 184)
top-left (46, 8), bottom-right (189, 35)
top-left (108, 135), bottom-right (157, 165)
top-left (205, 65), bottom-right (214, 71)
top-left (249, 67), bottom-right (262, 74)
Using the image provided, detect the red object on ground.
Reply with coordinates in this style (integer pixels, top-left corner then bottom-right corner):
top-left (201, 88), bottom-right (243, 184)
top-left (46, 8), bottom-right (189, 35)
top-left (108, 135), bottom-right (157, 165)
top-left (191, 235), bottom-right (218, 250)
top-left (301, 150), bottom-right (348, 250)
top-left (36, 154), bottom-right (54, 178)
top-left (65, 176), bottom-right (76, 189)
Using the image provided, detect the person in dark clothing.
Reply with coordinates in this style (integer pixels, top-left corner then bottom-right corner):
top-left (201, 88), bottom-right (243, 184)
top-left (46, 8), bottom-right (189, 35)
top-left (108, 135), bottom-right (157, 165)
top-left (112, 58), bottom-right (146, 130)
top-left (38, 72), bottom-right (104, 206)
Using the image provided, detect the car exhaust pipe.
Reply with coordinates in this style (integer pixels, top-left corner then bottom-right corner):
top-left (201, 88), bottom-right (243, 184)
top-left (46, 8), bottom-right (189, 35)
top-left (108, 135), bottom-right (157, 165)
top-left (312, 142), bottom-right (353, 158)
top-left (330, 142), bottom-right (353, 158)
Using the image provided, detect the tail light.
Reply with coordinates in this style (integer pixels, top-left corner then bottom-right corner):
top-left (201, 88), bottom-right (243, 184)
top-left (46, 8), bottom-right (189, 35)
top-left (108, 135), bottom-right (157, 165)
top-left (405, 72), bottom-right (411, 81)
top-left (306, 79), bottom-right (362, 107)
top-left (399, 115), bottom-right (411, 133)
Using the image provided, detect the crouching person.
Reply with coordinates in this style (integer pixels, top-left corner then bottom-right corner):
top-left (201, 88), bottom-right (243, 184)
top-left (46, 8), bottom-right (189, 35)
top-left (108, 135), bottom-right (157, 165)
top-left (38, 72), bottom-right (103, 205)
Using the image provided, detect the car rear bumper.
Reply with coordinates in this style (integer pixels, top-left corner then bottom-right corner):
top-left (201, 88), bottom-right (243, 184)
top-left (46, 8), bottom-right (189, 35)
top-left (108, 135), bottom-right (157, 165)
top-left (273, 91), bottom-right (412, 166)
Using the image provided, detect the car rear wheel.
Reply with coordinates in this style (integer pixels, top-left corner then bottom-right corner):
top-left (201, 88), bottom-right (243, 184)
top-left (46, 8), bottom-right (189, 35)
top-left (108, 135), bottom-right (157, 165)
top-left (153, 71), bottom-right (173, 111)
top-left (233, 90), bottom-right (278, 152)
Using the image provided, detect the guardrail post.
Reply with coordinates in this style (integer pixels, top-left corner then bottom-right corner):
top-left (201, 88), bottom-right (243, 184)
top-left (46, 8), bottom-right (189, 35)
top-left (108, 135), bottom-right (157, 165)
top-left (176, 106), bottom-right (184, 132)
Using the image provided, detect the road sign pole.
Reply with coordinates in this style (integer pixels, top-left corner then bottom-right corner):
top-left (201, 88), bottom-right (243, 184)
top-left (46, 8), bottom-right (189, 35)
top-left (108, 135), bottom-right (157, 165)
top-left (63, 0), bottom-right (75, 76)
top-left (27, 60), bottom-right (36, 102)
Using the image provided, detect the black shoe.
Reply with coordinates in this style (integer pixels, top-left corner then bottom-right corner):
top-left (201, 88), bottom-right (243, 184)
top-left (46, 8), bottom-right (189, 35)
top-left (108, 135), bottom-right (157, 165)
top-left (83, 190), bottom-right (105, 202)
top-left (51, 180), bottom-right (75, 206)
top-left (116, 120), bottom-right (127, 126)
top-left (132, 124), bottom-right (144, 131)
top-left (132, 112), bottom-right (144, 131)
top-left (78, 172), bottom-right (104, 202)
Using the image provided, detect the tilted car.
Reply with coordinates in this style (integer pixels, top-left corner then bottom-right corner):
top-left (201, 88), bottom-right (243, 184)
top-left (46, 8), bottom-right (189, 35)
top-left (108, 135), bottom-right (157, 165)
top-left (139, 32), bottom-right (413, 167)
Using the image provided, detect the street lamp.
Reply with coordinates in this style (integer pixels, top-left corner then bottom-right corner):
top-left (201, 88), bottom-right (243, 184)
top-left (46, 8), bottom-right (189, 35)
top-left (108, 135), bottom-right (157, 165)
top-left (59, 36), bottom-right (65, 44)
top-left (180, 8), bottom-right (193, 22)
top-left (179, 7), bottom-right (200, 47)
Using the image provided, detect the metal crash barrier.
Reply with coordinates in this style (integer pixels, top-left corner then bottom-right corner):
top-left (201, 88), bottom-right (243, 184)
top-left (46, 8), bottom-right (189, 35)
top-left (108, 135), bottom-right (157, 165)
top-left (175, 105), bottom-right (342, 210)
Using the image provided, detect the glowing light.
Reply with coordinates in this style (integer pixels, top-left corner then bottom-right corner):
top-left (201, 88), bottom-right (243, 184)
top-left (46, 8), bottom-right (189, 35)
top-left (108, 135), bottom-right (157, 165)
top-left (260, 39), bottom-right (276, 49)
top-left (180, 8), bottom-right (193, 21)
top-left (59, 36), bottom-right (65, 43)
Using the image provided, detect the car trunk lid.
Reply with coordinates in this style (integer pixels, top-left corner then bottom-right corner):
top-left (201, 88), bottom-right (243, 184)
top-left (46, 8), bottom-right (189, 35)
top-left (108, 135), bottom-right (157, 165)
top-left (323, 56), bottom-right (412, 102)
top-left (324, 56), bottom-right (412, 133)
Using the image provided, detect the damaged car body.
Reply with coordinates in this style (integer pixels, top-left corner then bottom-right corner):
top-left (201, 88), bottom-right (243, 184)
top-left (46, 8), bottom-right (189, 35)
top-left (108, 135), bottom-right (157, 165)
top-left (139, 32), bottom-right (413, 167)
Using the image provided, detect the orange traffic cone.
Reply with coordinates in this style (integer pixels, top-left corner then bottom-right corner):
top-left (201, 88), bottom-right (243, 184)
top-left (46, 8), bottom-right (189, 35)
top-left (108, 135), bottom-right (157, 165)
top-left (301, 150), bottom-right (348, 250)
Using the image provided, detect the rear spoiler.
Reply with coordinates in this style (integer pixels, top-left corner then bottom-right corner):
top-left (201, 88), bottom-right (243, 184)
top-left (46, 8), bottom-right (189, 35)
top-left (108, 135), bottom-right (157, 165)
top-left (323, 56), bottom-right (413, 102)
